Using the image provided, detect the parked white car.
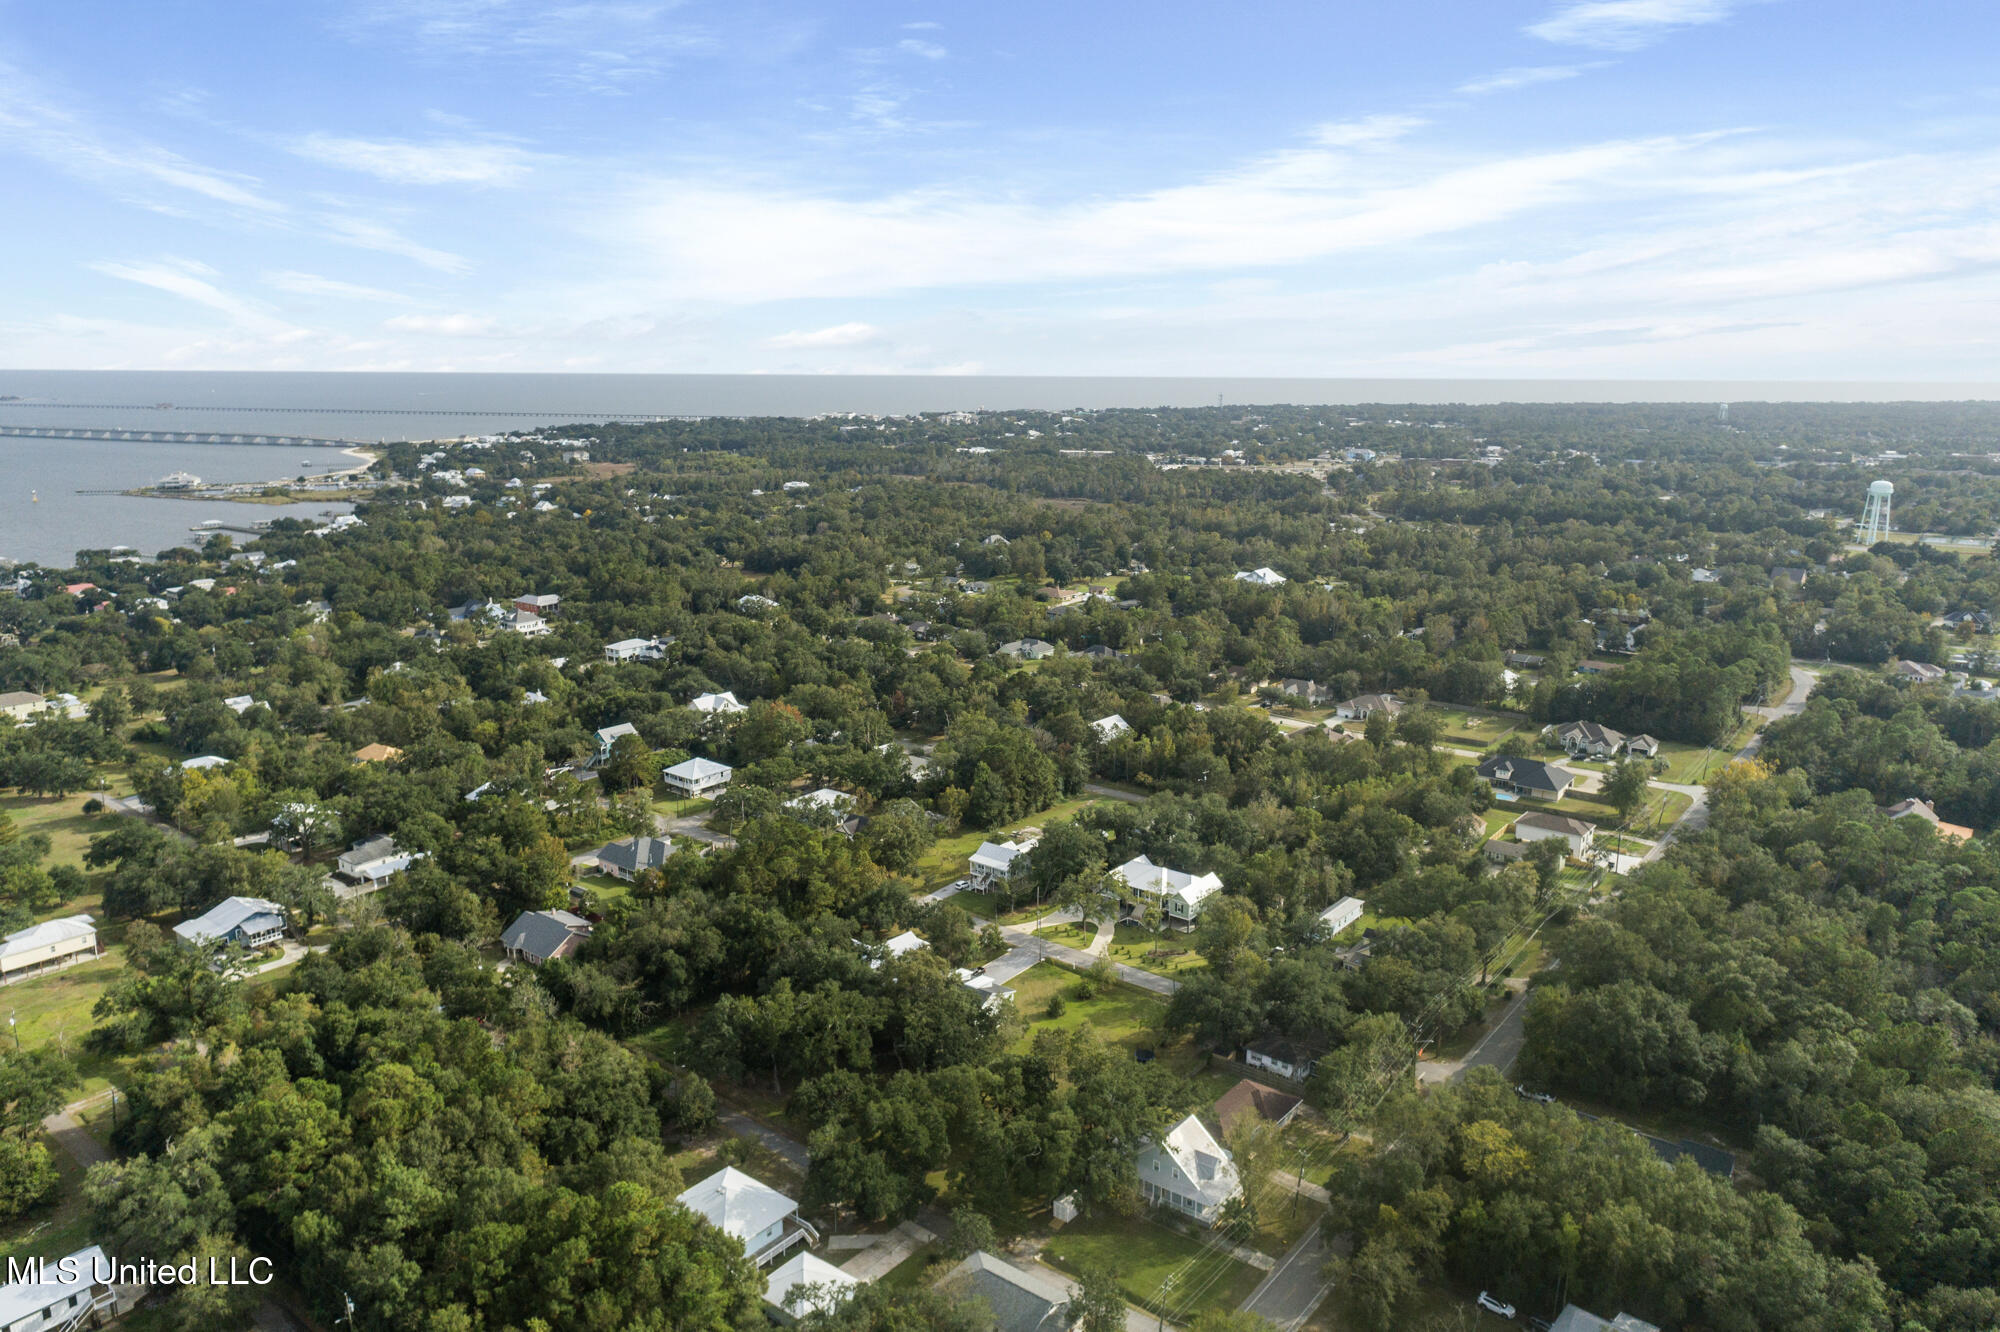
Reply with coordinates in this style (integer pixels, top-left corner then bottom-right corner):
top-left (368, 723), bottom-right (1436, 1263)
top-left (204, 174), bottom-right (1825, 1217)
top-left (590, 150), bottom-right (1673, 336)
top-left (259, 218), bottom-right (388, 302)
top-left (1477, 1292), bottom-right (1517, 1319)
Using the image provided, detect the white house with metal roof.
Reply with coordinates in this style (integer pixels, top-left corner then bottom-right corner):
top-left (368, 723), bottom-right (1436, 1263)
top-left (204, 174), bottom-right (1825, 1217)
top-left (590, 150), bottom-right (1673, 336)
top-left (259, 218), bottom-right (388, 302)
top-left (174, 897), bottom-right (286, 949)
top-left (1234, 567), bottom-right (1287, 587)
top-left (677, 1166), bottom-right (818, 1267)
top-left (1136, 1113), bottom-right (1242, 1226)
top-left (1090, 714), bottom-right (1132, 742)
top-left (689, 690), bottom-right (748, 716)
top-left (662, 756), bottom-right (733, 798)
top-left (1110, 855), bottom-right (1224, 927)
top-left (968, 839), bottom-right (1031, 889)
top-left (0, 915), bottom-right (99, 981)
top-left (593, 722), bottom-right (642, 764)
top-left (0, 1243), bottom-right (121, 1330)
top-left (763, 1252), bottom-right (859, 1325)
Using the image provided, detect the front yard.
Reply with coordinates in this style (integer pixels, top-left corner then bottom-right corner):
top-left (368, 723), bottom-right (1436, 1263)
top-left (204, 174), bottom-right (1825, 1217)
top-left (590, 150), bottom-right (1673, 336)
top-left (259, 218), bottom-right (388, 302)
top-left (1042, 1212), bottom-right (1261, 1321)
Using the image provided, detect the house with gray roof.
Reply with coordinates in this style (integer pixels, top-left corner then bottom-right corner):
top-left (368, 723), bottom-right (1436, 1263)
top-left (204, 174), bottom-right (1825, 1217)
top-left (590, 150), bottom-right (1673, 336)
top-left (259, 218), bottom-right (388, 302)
top-left (174, 896), bottom-right (287, 949)
top-left (0, 914), bottom-right (99, 980)
top-left (1549, 1306), bottom-right (1661, 1332)
top-left (500, 910), bottom-right (592, 966)
top-left (593, 836), bottom-right (674, 881)
top-left (936, 1252), bottom-right (1071, 1332)
top-left (662, 756), bottom-right (733, 798)
top-left (1476, 755), bottom-right (1575, 801)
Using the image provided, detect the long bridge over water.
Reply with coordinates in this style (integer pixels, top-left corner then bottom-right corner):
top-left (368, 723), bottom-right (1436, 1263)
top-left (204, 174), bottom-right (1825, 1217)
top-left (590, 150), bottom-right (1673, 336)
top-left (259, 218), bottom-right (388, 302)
top-left (0, 424), bottom-right (362, 447)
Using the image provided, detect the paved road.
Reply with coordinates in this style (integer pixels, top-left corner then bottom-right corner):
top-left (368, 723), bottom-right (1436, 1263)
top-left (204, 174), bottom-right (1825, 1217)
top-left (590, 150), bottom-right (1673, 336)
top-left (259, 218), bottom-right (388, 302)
top-left (1240, 1223), bottom-right (1332, 1328)
top-left (722, 1111), bottom-right (811, 1171)
top-left (41, 1091), bottom-right (115, 1170)
top-left (1418, 980), bottom-right (1531, 1086)
top-left (1083, 783), bottom-right (1148, 805)
top-left (992, 920), bottom-right (1181, 996)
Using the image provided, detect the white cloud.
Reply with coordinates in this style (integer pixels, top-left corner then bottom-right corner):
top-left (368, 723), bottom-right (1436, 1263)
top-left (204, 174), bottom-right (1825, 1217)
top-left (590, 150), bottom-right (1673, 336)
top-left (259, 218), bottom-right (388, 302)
top-left (340, 1), bottom-right (715, 92)
top-left (1528, 0), bottom-right (1736, 50)
top-left (1312, 115), bottom-right (1427, 148)
top-left (384, 312), bottom-right (506, 336)
top-left (768, 322), bottom-right (882, 348)
top-left (293, 133), bottom-right (533, 185)
top-left (265, 271), bottom-right (414, 303)
top-left (897, 39), bottom-right (947, 60)
top-left (902, 21), bottom-right (942, 30)
top-left (316, 216), bottom-right (470, 273)
top-left (89, 258), bottom-right (296, 333)
top-left (1457, 65), bottom-right (1593, 95)
top-left (606, 129), bottom-right (1704, 302)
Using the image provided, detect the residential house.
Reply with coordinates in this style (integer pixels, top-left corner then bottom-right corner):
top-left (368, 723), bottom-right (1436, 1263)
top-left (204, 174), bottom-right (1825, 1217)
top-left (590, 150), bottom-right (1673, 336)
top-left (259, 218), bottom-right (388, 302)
top-left (513, 593), bottom-right (561, 618)
top-left (995, 638), bottom-right (1057, 661)
top-left (662, 757), bottom-right (733, 798)
top-left (333, 835), bottom-right (421, 897)
top-left (737, 594), bottom-right (781, 612)
top-left (1213, 1078), bottom-right (1303, 1132)
top-left (1276, 678), bottom-right (1334, 704)
top-left (594, 722), bottom-right (641, 763)
top-left (1943, 609), bottom-right (1993, 632)
top-left (1090, 714), bottom-right (1132, 742)
top-left (1234, 567), bottom-right (1287, 587)
top-left (1476, 755), bottom-right (1576, 801)
top-left (0, 914), bottom-right (100, 981)
top-left (1079, 644), bottom-right (1127, 661)
top-left (1772, 566), bottom-right (1811, 590)
top-left (180, 755), bottom-right (230, 771)
top-left (1551, 720), bottom-right (1626, 759)
top-left (1334, 693), bottom-right (1402, 721)
top-left (1896, 659), bottom-right (1950, 683)
top-left (677, 1167), bottom-right (818, 1267)
top-left (1548, 1307), bottom-right (1661, 1332)
top-left (1243, 1035), bottom-right (1320, 1083)
top-left (0, 692), bottom-right (43, 723)
top-left (1885, 797), bottom-right (1976, 841)
top-left (0, 1244), bottom-right (121, 1330)
top-left (958, 970), bottom-right (1016, 1013)
top-left (1505, 652), bottom-right (1547, 669)
top-left (982, 533), bottom-right (1011, 546)
top-left (861, 930), bottom-right (930, 970)
top-left (1512, 812), bottom-right (1596, 857)
top-left (593, 836), bottom-right (675, 881)
top-left (689, 690), bottom-right (748, 716)
top-left (500, 909), bottom-right (592, 965)
top-left (1136, 1113), bottom-right (1243, 1226)
top-left (969, 839), bottom-right (1032, 890)
top-left (764, 1252), bottom-right (860, 1326)
top-left (1691, 567), bottom-right (1720, 583)
top-left (174, 897), bottom-right (287, 949)
top-left (351, 743), bottom-right (403, 763)
top-left (505, 609), bottom-right (551, 637)
top-left (603, 636), bottom-right (672, 663)
top-left (1625, 734), bottom-right (1660, 758)
top-left (936, 1253), bottom-right (1069, 1332)
top-left (1110, 855), bottom-right (1224, 928)
top-left (1316, 895), bottom-right (1366, 939)
top-left (222, 695), bottom-right (261, 716)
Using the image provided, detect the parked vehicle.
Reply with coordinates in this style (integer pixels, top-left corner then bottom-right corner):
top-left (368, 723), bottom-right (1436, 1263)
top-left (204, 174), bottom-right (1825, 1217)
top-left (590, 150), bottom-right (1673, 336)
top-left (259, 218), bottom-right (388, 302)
top-left (1477, 1291), bottom-right (1517, 1319)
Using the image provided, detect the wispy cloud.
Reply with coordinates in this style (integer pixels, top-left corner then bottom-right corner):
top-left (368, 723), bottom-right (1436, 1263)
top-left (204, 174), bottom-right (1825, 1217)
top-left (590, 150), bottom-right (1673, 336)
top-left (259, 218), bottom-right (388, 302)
top-left (316, 215), bottom-right (469, 273)
top-left (1457, 65), bottom-right (1595, 95)
top-left (768, 322), bottom-right (881, 348)
top-left (1528, 0), bottom-right (1737, 51)
top-left (339, 1), bottom-right (714, 91)
top-left (0, 73), bottom-right (279, 212)
top-left (292, 133), bottom-right (534, 185)
top-left (90, 258), bottom-right (299, 335)
top-left (608, 127), bottom-right (1696, 302)
top-left (1312, 115), bottom-right (1427, 148)
top-left (265, 271), bottom-right (414, 303)
top-left (384, 312), bottom-right (505, 336)
top-left (897, 39), bottom-right (947, 60)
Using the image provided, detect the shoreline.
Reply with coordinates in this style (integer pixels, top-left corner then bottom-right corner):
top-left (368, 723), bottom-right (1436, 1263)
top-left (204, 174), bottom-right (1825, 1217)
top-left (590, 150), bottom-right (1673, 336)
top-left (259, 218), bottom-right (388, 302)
top-left (119, 446), bottom-right (380, 504)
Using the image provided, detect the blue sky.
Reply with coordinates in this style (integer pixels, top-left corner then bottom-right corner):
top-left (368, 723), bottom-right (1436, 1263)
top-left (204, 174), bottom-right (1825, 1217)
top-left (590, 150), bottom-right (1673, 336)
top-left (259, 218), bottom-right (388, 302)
top-left (3, 0), bottom-right (1998, 377)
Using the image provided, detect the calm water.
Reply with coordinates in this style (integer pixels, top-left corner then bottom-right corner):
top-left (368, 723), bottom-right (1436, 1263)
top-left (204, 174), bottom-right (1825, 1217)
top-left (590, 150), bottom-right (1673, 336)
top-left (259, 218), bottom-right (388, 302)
top-left (5, 369), bottom-right (1998, 568)
top-left (0, 437), bottom-right (353, 569)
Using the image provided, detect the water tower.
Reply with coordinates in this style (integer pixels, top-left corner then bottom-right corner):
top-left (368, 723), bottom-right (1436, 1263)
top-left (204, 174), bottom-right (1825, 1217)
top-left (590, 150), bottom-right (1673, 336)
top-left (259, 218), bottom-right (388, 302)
top-left (1859, 479), bottom-right (1894, 545)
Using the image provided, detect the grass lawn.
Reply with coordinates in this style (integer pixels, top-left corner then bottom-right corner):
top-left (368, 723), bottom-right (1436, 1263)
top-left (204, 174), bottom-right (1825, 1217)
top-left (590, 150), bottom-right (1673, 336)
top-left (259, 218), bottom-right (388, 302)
top-left (1636, 788), bottom-right (1693, 829)
top-left (0, 794), bottom-right (106, 871)
top-left (1478, 807), bottom-right (1520, 837)
top-left (1391, 1283), bottom-right (1527, 1331)
top-left (873, 1242), bottom-right (944, 1291)
top-left (1430, 706), bottom-right (1520, 750)
top-left (1103, 924), bottom-right (1206, 980)
top-left (573, 872), bottom-right (635, 907)
top-left (0, 1133), bottom-right (94, 1266)
top-left (1032, 921), bottom-right (1096, 951)
top-left (1007, 963), bottom-right (1170, 1057)
top-left (910, 797), bottom-right (1105, 891)
top-left (3, 954), bottom-right (133, 1093)
top-left (1043, 1212), bottom-right (1260, 1321)
top-left (650, 794), bottom-right (714, 819)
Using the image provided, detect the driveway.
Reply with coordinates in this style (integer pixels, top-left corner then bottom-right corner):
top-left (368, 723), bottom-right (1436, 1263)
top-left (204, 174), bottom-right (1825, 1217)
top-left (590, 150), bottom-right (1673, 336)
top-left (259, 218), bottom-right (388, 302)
top-left (991, 919), bottom-right (1181, 996)
top-left (722, 1111), bottom-right (810, 1172)
top-left (1418, 981), bottom-right (1529, 1086)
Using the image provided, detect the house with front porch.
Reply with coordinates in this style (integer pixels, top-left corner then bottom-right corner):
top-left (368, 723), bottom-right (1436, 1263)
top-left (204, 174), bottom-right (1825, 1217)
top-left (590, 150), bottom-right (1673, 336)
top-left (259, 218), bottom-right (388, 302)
top-left (1110, 855), bottom-right (1224, 928)
top-left (1136, 1114), bottom-right (1242, 1226)
top-left (678, 1167), bottom-right (819, 1267)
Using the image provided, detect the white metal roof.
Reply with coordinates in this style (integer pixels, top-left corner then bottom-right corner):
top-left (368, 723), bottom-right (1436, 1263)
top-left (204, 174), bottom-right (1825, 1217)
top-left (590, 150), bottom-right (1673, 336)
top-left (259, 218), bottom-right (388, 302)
top-left (665, 757), bottom-right (733, 781)
top-left (677, 1167), bottom-right (797, 1244)
top-left (0, 1245), bottom-right (110, 1326)
top-left (173, 896), bottom-right (284, 945)
top-left (0, 914), bottom-right (95, 960)
top-left (1112, 855), bottom-right (1223, 906)
top-left (764, 1252), bottom-right (858, 1317)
